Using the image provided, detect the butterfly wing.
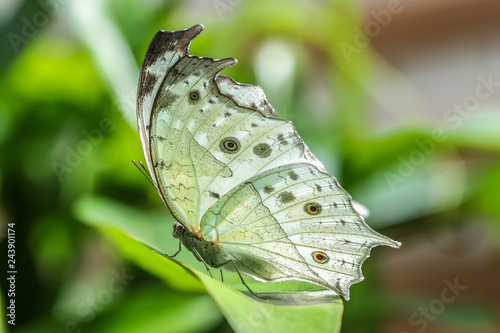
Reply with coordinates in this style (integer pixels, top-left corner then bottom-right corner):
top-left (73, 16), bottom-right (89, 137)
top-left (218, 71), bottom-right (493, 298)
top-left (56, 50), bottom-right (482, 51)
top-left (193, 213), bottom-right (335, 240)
top-left (137, 24), bottom-right (326, 231)
top-left (137, 25), bottom-right (400, 299)
top-left (200, 163), bottom-right (400, 299)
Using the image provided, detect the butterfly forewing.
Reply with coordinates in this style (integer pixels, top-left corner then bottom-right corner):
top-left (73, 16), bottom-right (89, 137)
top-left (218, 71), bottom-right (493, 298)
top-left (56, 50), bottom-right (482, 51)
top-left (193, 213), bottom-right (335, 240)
top-left (137, 25), bottom-right (205, 198)
top-left (145, 37), bottom-right (319, 230)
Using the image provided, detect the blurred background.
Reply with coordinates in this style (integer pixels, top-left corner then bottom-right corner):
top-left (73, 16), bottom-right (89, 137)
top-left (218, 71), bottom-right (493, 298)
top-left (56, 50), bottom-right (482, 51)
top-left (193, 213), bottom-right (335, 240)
top-left (1, 0), bottom-right (500, 332)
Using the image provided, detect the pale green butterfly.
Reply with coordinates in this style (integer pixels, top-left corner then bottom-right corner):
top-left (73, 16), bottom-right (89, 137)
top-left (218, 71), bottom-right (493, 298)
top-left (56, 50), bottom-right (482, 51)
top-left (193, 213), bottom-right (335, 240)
top-left (136, 24), bottom-right (400, 300)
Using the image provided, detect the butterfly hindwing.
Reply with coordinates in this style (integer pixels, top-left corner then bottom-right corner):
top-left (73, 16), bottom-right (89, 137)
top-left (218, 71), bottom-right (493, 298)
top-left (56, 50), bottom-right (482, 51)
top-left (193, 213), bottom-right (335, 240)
top-left (200, 163), bottom-right (399, 299)
top-left (199, 178), bottom-right (323, 287)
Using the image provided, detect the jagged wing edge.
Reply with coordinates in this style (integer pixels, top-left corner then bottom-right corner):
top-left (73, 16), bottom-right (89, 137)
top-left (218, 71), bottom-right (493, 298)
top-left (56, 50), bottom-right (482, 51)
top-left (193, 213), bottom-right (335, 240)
top-left (136, 24), bottom-right (204, 204)
top-left (214, 75), bottom-right (329, 173)
top-left (222, 163), bottom-right (401, 300)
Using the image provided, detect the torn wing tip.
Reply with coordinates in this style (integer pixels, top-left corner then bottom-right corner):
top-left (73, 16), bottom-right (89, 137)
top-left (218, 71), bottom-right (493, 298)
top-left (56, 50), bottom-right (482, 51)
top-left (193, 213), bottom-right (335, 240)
top-left (391, 240), bottom-right (402, 248)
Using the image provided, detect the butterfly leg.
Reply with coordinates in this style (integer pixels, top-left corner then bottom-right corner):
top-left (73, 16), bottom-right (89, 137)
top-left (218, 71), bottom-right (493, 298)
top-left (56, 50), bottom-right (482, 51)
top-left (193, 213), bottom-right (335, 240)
top-left (165, 238), bottom-right (182, 258)
top-left (220, 269), bottom-right (224, 283)
top-left (192, 247), bottom-right (213, 278)
top-left (231, 261), bottom-right (266, 300)
top-left (140, 239), bottom-right (182, 259)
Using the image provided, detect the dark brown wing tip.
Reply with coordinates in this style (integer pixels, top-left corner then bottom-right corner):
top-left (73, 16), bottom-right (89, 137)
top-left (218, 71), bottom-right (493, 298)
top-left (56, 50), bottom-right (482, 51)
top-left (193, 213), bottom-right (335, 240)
top-left (142, 24), bottom-right (205, 69)
top-left (184, 23), bottom-right (204, 36)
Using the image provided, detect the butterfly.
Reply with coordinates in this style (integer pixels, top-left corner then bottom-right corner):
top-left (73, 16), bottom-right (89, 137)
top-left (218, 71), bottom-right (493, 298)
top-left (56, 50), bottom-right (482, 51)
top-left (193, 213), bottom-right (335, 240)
top-left (136, 24), bottom-right (400, 300)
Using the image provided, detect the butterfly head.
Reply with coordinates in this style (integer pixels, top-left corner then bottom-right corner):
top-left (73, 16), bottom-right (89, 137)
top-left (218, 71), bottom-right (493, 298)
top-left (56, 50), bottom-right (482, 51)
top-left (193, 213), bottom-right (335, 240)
top-left (172, 221), bottom-right (186, 239)
top-left (173, 221), bottom-right (206, 241)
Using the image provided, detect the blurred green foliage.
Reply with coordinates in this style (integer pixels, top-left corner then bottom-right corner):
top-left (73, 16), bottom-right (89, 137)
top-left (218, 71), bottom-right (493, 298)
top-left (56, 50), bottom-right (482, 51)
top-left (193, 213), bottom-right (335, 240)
top-left (1, 0), bottom-right (499, 332)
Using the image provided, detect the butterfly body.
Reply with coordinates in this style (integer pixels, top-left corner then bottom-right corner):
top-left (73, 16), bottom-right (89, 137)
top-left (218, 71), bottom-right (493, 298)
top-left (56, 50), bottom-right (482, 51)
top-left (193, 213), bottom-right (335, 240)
top-left (137, 24), bottom-right (400, 300)
top-left (172, 222), bottom-right (230, 268)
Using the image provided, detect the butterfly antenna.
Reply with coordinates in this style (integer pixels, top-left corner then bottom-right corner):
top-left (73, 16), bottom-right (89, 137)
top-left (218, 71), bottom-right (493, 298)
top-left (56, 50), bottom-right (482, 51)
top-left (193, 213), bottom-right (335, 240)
top-left (231, 261), bottom-right (266, 300)
top-left (132, 160), bottom-right (161, 192)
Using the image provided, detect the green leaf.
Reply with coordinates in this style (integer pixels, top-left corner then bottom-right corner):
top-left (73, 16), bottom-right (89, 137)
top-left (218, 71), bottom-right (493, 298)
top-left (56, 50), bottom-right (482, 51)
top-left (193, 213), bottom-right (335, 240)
top-left (193, 270), bottom-right (343, 333)
top-left (74, 195), bottom-right (204, 292)
top-left (74, 195), bottom-right (344, 332)
top-left (85, 287), bottom-right (223, 333)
